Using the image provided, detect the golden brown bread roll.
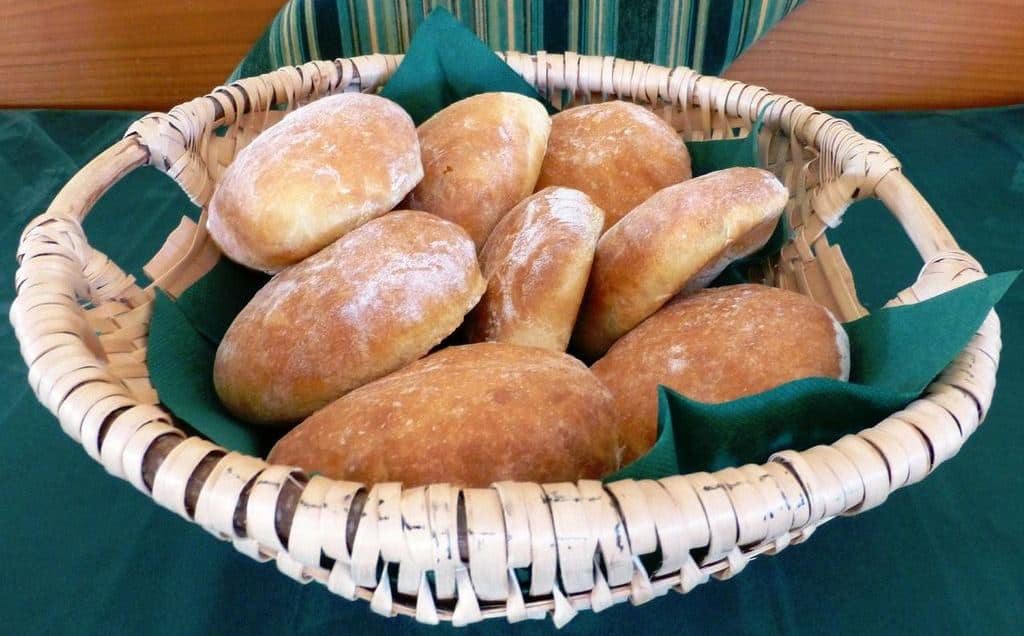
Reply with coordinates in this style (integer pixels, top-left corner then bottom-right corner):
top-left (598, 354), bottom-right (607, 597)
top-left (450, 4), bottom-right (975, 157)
top-left (592, 284), bottom-right (851, 462)
top-left (406, 92), bottom-right (550, 249)
top-left (573, 167), bottom-right (788, 358)
top-left (207, 93), bottom-right (422, 273)
top-left (465, 187), bottom-right (604, 351)
top-left (268, 343), bottom-right (621, 487)
top-left (214, 211), bottom-right (485, 425)
top-left (535, 101), bottom-right (692, 233)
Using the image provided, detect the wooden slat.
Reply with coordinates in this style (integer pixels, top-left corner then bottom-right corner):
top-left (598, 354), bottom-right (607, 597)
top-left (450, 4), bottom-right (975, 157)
top-left (0, 0), bottom-right (282, 110)
top-left (725, 0), bottom-right (1024, 110)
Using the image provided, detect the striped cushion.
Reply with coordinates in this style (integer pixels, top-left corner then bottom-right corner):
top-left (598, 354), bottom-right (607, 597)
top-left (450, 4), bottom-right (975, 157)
top-left (230, 0), bottom-right (804, 81)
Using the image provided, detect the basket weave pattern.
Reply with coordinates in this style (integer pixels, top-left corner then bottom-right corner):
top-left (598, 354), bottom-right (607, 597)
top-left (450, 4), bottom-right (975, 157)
top-left (11, 53), bottom-right (1000, 626)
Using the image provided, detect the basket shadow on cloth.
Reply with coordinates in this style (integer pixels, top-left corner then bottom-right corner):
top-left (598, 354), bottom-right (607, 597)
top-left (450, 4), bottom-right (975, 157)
top-left (10, 53), bottom-right (1000, 627)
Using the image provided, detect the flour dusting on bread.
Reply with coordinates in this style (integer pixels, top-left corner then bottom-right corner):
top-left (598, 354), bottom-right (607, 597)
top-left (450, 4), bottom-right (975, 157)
top-left (467, 187), bottom-right (603, 351)
top-left (214, 210), bottom-right (484, 425)
top-left (207, 92), bottom-right (422, 272)
top-left (537, 100), bottom-right (692, 231)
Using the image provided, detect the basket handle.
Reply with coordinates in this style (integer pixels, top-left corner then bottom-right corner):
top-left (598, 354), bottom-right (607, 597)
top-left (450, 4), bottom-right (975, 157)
top-left (41, 137), bottom-right (148, 224)
top-left (17, 138), bottom-right (149, 307)
top-left (875, 170), bottom-right (959, 260)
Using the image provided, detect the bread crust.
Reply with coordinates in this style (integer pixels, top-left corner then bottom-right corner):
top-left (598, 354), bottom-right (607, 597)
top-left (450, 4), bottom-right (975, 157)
top-left (214, 211), bottom-right (485, 425)
top-left (536, 101), bottom-right (692, 233)
top-left (592, 284), bottom-right (850, 462)
top-left (268, 343), bottom-right (621, 487)
top-left (407, 92), bottom-right (551, 249)
top-left (573, 167), bottom-right (789, 358)
top-left (207, 93), bottom-right (423, 273)
top-left (465, 187), bottom-right (604, 351)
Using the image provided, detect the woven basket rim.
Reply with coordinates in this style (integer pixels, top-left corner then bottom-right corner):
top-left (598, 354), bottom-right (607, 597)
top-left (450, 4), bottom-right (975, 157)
top-left (10, 52), bottom-right (1000, 627)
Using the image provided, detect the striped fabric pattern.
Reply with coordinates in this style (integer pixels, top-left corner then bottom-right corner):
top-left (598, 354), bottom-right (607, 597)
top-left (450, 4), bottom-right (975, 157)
top-left (229, 0), bottom-right (804, 82)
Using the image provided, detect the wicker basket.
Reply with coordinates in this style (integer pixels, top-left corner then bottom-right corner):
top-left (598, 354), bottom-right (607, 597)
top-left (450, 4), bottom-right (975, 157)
top-left (11, 53), bottom-right (1000, 627)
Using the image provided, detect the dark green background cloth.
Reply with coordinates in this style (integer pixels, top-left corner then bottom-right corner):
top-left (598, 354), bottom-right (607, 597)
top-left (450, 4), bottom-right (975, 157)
top-left (1, 105), bottom-right (1022, 634)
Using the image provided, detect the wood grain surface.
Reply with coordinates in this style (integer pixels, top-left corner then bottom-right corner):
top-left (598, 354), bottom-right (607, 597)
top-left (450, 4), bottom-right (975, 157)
top-left (724, 0), bottom-right (1024, 110)
top-left (0, 0), bottom-right (1022, 111)
top-left (0, 0), bottom-right (282, 110)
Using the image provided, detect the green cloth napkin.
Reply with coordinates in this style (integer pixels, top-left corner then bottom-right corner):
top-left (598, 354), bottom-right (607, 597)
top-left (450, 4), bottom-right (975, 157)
top-left (610, 272), bottom-right (1018, 480)
top-left (149, 290), bottom-right (277, 455)
top-left (379, 8), bottom-right (556, 123)
top-left (688, 114), bottom-right (763, 177)
top-left (176, 259), bottom-right (269, 345)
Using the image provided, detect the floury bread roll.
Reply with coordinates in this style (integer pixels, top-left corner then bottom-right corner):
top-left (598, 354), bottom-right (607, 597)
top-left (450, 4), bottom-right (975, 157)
top-left (407, 92), bottom-right (550, 249)
top-left (535, 101), bottom-right (692, 232)
top-left (465, 187), bottom-right (604, 351)
top-left (592, 285), bottom-right (851, 462)
top-left (214, 211), bottom-right (485, 425)
top-left (573, 167), bottom-right (789, 358)
top-left (268, 343), bottom-right (621, 487)
top-left (207, 93), bottom-right (422, 272)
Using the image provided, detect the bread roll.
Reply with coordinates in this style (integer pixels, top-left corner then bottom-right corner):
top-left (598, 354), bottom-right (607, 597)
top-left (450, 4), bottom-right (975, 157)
top-left (592, 284), bottom-right (850, 462)
top-left (465, 187), bottom-right (604, 351)
top-left (207, 93), bottom-right (422, 272)
top-left (214, 211), bottom-right (484, 425)
top-left (407, 92), bottom-right (550, 249)
top-left (573, 167), bottom-right (788, 358)
top-left (535, 101), bottom-right (692, 233)
top-left (269, 343), bottom-right (621, 487)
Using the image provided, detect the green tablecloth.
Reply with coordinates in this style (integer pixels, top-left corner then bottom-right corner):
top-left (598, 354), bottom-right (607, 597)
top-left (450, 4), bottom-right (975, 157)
top-left (1, 106), bottom-right (1021, 635)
